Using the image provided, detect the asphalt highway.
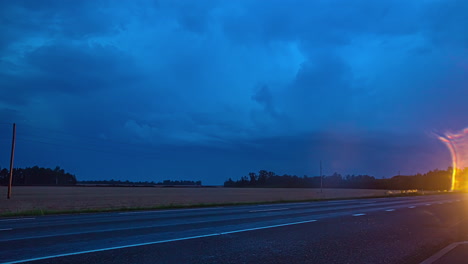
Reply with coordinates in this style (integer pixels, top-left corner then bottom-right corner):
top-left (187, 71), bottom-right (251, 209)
top-left (1, 193), bottom-right (467, 264)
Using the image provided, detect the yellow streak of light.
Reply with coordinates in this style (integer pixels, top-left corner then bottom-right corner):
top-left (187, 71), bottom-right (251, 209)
top-left (438, 128), bottom-right (468, 192)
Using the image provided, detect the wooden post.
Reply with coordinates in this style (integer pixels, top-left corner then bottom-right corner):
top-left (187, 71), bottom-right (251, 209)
top-left (7, 123), bottom-right (16, 199)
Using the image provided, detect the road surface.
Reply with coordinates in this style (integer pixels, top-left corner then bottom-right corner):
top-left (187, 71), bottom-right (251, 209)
top-left (1, 193), bottom-right (467, 263)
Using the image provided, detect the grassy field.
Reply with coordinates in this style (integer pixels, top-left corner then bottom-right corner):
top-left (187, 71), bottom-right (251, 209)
top-left (0, 186), bottom-right (419, 216)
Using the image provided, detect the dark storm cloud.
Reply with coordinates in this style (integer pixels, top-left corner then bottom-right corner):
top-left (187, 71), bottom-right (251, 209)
top-left (160, 0), bottom-right (220, 34)
top-left (287, 54), bottom-right (354, 122)
top-left (423, 0), bottom-right (468, 48)
top-left (252, 85), bottom-right (280, 119)
top-left (220, 0), bottom-right (420, 46)
top-left (0, 0), bottom-right (126, 44)
top-left (0, 42), bottom-right (141, 113)
top-left (214, 0), bottom-right (460, 134)
top-left (2, 0), bottom-right (468, 183)
top-left (25, 43), bottom-right (139, 93)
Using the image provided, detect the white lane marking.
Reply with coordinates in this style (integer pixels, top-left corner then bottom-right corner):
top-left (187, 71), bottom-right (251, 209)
top-left (385, 209), bottom-right (395, 212)
top-left (420, 241), bottom-right (468, 264)
top-left (352, 213), bottom-right (366, 216)
top-left (408, 206), bottom-right (416, 209)
top-left (0, 217), bottom-right (35, 222)
top-left (426, 204), bottom-right (431, 206)
top-left (118, 207), bottom-right (223, 215)
top-left (221, 220), bottom-right (317, 234)
top-left (0, 223), bottom-right (181, 243)
top-left (1, 219), bottom-right (317, 264)
top-left (0, 228), bottom-right (13, 231)
top-left (119, 211), bottom-right (166, 215)
top-left (249, 208), bottom-right (290, 213)
top-left (290, 202), bottom-right (310, 205)
top-left (327, 199), bottom-right (357, 203)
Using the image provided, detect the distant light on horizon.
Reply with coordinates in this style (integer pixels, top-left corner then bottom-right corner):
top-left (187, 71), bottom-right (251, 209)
top-left (437, 128), bottom-right (468, 191)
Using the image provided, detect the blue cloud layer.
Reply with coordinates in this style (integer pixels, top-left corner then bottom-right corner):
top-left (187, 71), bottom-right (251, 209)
top-left (1, 0), bottom-right (467, 183)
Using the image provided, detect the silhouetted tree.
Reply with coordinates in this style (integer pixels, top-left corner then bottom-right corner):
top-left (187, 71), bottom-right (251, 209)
top-left (0, 165), bottom-right (77, 186)
top-left (224, 168), bottom-right (460, 191)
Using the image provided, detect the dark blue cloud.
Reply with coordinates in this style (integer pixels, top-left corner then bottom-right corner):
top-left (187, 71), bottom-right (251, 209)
top-left (0, 0), bottom-right (127, 42)
top-left (25, 43), bottom-right (138, 93)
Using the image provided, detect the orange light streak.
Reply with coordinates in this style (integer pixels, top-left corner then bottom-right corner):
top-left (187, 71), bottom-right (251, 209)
top-left (438, 128), bottom-right (468, 191)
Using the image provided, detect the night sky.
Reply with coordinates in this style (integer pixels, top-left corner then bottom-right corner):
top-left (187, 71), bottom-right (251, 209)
top-left (1, 0), bottom-right (467, 185)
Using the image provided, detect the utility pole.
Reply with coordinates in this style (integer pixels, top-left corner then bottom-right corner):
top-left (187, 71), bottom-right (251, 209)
top-left (320, 160), bottom-right (323, 193)
top-left (7, 123), bottom-right (16, 199)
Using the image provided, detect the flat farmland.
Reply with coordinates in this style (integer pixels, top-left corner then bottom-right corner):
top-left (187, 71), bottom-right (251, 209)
top-left (0, 186), bottom-right (392, 215)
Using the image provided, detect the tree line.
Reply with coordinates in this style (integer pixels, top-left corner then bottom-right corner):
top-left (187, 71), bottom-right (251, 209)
top-left (0, 165), bottom-right (202, 187)
top-left (224, 168), bottom-right (465, 191)
top-left (0, 166), bottom-right (77, 186)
